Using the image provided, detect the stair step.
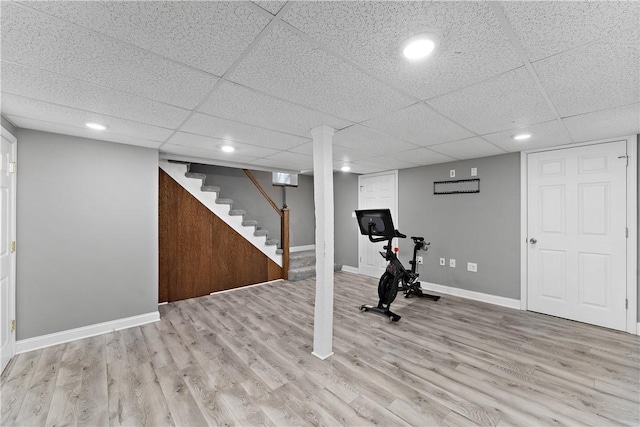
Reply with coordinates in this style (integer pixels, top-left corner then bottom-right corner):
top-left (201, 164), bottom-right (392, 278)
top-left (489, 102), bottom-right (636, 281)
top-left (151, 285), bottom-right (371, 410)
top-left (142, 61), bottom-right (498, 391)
top-left (216, 198), bottom-right (233, 205)
top-left (185, 172), bottom-right (206, 180)
top-left (229, 209), bottom-right (245, 216)
top-left (276, 248), bottom-right (284, 255)
top-left (201, 185), bottom-right (220, 193)
top-left (254, 230), bottom-right (269, 237)
top-left (288, 263), bottom-right (343, 282)
top-left (242, 220), bottom-right (259, 227)
top-left (288, 266), bottom-right (316, 282)
top-left (265, 239), bottom-right (280, 246)
top-left (289, 250), bottom-right (316, 269)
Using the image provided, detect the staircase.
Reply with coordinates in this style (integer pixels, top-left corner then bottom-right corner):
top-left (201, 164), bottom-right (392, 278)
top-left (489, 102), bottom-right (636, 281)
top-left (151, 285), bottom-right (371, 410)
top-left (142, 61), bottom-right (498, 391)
top-left (288, 250), bottom-right (343, 282)
top-left (159, 161), bottom-right (282, 266)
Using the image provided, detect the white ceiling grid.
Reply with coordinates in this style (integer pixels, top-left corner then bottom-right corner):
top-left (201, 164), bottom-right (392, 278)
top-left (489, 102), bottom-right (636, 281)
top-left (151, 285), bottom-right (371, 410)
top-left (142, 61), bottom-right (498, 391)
top-left (1, 1), bottom-right (638, 174)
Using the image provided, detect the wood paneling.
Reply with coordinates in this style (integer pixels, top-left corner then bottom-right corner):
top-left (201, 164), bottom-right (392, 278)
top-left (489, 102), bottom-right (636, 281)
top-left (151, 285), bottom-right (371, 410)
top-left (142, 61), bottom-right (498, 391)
top-left (159, 169), bottom-right (282, 302)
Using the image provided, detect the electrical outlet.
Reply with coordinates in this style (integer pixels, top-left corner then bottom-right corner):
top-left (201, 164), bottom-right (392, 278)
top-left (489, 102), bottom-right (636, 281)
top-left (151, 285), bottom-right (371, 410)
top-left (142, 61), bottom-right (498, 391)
top-left (471, 167), bottom-right (477, 176)
top-left (439, 258), bottom-right (445, 266)
top-left (449, 258), bottom-right (456, 268)
top-left (417, 256), bottom-right (423, 264)
top-left (450, 169), bottom-right (455, 178)
top-left (467, 262), bottom-right (478, 272)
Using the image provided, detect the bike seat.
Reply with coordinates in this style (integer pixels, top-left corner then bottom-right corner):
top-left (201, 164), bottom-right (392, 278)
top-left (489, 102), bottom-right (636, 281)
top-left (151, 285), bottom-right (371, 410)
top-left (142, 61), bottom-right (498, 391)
top-left (394, 230), bottom-right (407, 239)
top-left (411, 236), bottom-right (424, 242)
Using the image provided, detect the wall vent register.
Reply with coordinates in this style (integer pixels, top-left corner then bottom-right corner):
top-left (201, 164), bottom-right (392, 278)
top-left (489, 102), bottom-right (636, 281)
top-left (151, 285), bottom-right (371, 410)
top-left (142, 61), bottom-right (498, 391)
top-left (434, 178), bottom-right (480, 195)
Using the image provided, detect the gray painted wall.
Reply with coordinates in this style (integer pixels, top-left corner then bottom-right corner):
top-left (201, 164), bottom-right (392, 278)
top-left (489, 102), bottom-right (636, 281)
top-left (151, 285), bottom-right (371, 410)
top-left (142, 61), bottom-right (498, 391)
top-left (637, 136), bottom-right (640, 322)
top-left (1, 115), bottom-right (16, 135)
top-left (334, 171), bottom-right (359, 267)
top-left (399, 153), bottom-right (521, 299)
top-left (189, 164), bottom-right (315, 247)
top-left (16, 129), bottom-right (158, 340)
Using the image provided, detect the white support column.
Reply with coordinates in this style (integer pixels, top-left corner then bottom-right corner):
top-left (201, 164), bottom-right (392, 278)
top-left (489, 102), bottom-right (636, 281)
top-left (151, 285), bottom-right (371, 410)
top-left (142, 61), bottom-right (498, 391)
top-left (310, 125), bottom-right (335, 360)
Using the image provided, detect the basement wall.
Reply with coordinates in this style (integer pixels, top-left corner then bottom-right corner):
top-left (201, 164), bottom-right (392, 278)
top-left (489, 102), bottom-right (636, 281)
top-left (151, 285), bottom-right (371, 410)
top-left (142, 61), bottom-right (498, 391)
top-left (399, 153), bottom-right (521, 299)
top-left (16, 129), bottom-right (158, 340)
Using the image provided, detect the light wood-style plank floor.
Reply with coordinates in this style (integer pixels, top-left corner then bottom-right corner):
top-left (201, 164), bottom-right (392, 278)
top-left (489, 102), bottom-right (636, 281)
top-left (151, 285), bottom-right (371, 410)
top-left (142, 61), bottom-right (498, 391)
top-left (2, 271), bottom-right (639, 426)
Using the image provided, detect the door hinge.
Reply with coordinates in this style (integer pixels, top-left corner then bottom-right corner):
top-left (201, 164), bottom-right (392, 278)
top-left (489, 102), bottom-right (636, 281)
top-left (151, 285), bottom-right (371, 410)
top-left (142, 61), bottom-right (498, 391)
top-left (626, 299), bottom-right (629, 309)
top-left (9, 162), bottom-right (16, 174)
top-left (10, 320), bottom-right (15, 332)
top-left (626, 228), bottom-right (629, 238)
top-left (10, 241), bottom-right (16, 253)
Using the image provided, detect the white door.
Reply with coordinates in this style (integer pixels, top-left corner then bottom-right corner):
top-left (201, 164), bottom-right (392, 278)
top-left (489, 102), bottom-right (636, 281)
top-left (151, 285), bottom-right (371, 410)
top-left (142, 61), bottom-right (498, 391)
top-left (527, 141), bottom-right (628, 331)
top-left (358, 171), bottom-right (398, 278)
top-left (0, 128), bottom-right (16, 373)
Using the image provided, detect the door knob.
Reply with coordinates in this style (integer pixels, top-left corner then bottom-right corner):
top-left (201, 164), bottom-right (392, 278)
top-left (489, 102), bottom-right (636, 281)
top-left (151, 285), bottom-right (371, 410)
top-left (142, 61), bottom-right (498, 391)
top-left (529, 238), bottom-right (537, 244)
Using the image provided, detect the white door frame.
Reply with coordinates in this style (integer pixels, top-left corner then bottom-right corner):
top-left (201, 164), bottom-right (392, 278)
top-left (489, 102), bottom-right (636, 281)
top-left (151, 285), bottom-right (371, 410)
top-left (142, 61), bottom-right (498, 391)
top-left (520, 135), bottom-right (638, 334)
top-left (1, 125), bottom-right (17, 372)
top-left (357, 170), bottom-right (399, 276)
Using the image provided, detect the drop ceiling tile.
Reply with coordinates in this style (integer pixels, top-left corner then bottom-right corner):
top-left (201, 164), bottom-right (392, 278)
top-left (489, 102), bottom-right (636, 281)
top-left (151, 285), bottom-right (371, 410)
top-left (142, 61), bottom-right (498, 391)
top-left (362, 103), bottom-right (473, 146)
top-left (228, 23), bottom-right (414, 122)
top-left (391, 148), bottom-right (457, 166)
top-left (1, 2), bottom-right (217, 109)
top-left (181, 113), bottom-right (308, 150)
top-left (161, 144), bottom-right (259, 164)
top-left (20, 1), bottom-right (269, 76)
top-left (167, 132), bottom-right (279, 158)
top-left (283, 1), bottom-right (522, 100)
top-left (344, 163), bottom-right (386, 175)
top-left (251, 1), bottom-right (286, 15)
top-left (1, 61), bottom-right (191, 128)
top-left (334, 125), bottom-right (416, 156)
top-left (199, 81), bottom-right (352, 137)
top-left (353, 156), bottom-right (419, 171)
top-left (7, 115), bottom-right (162, 149)
top-left (563, 104), bottom-right (640, 143)
top-left (427, 67), bottom-right (556, 135)
top-left (2, 94), bottom-right (173, 141)
top-left (250, 151), bottom-right (313, 172)
top-left (534, 27), bottom-right (639, 118)
top-left (289, 141), bottom-right (378, 163)
top-left (429, 137), bottom-right (505, 160)
top-left (482, 120), bottom-right (572, 152)
top-left (501, 1), bottom-right (640, 62)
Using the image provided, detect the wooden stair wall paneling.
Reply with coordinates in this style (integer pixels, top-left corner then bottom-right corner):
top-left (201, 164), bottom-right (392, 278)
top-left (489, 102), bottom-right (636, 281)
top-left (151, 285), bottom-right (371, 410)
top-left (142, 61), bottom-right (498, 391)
top-left (159, 168), bottom-right (282, 303)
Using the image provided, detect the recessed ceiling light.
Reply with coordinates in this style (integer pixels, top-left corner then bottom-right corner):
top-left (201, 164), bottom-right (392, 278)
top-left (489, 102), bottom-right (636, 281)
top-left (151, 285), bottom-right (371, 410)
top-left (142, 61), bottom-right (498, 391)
top-left (341, 165), bottom-right (351, 172)
top-left (221, 145), bottom-right (234, 153)
top-left (85, 122), bottom-right (106, 131)
top-left (512, 132), bottom-right (532, 141)
top-left (402, 33), bottom-right (439, 61)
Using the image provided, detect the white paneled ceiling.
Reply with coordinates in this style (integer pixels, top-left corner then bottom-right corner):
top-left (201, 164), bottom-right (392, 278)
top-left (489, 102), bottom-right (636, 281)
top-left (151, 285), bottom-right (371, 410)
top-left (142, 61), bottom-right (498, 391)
top-left (1, 1), bottom-right (638, 175)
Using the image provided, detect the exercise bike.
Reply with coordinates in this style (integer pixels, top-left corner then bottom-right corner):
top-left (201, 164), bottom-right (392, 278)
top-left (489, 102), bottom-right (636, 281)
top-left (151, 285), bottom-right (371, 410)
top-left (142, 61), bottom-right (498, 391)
top-left (355, 209), bottom-right (440, 322)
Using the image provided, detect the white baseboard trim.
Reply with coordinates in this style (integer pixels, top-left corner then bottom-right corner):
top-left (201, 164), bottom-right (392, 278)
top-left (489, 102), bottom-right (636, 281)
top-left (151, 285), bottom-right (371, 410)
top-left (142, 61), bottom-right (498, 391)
top-left (637, 323), bottom-right (640, 336)
top-left (210, 279), bottom-right (284, 296)
top-left (290, 244), bottom-right (315, 253)
top-left (16, 311), bottom-right (160, 354)
top-left (420, 281), bottom-right (521, 310)
top-left (341, 265), bottom-right (359, 274)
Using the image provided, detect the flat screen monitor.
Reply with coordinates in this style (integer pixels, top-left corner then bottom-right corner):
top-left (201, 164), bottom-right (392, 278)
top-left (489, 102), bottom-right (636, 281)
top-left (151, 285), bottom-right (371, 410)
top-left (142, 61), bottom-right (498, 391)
top-left (355, 209), bottom-right (395, 238)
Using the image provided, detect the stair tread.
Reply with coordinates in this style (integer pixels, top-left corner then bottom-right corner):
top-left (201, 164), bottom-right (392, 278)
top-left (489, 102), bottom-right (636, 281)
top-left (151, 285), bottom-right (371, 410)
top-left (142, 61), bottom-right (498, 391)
top-left (289, 265), bottom-right (317, 272)
top-left (265, 239), bottom-right (279, 246)
top-left (254, 230), bottom-right (269, 236)
top-left (242, 220), bottom-right (259, 227)
top-left (201, 185), bottom-right (220, 192)
top-left (185, 172), bottom-right (206, 180)
top-left (216, 198), bottom-right (233, 204)
top-left (229, 210), bottom-right (245, 216)
top-left (290, 250), bottom-right (315, 259)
